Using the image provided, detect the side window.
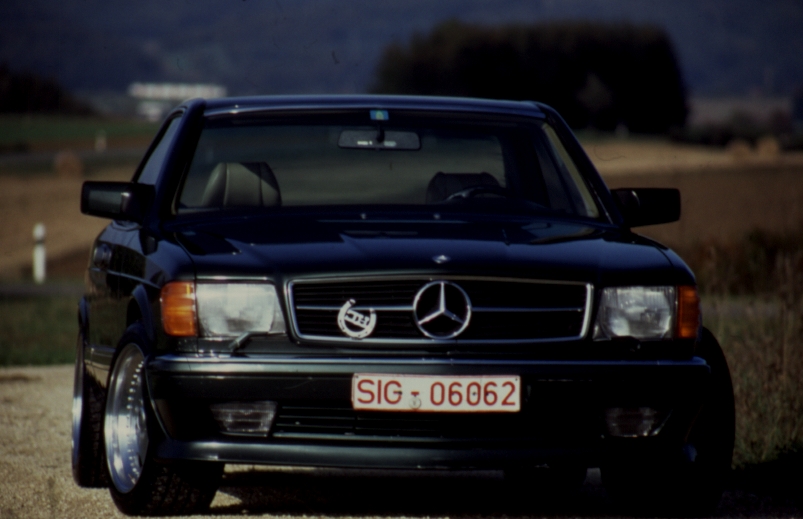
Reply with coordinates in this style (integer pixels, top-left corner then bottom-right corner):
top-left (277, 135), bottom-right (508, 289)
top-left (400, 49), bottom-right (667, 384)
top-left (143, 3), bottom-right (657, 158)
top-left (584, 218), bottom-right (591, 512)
top-left (134, 116), bottom-right (182, 185)
top-left (539, 123), bottom-right (600, 218)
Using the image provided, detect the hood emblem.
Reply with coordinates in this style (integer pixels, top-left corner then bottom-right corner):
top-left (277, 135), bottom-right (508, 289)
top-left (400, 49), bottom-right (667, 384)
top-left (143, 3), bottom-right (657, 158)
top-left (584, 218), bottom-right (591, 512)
top-left (433, 254), bottom-right (450, 264)
top-left (337, 299), bottom-right (377, 339)
top-left (413, 281), bottom-right (472, 339)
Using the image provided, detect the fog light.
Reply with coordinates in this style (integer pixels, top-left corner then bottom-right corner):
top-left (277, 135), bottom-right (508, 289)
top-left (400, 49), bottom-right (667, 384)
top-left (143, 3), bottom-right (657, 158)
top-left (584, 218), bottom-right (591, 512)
top-left (210, 401), bottom-right (278, 436)
top-left (604, 407), bottom-right (670, 438)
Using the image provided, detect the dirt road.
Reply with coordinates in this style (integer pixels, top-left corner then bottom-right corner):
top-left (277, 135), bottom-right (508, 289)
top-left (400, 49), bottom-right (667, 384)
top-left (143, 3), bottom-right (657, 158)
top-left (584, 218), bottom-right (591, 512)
top-left (0, 364), bottom-right (800, 519)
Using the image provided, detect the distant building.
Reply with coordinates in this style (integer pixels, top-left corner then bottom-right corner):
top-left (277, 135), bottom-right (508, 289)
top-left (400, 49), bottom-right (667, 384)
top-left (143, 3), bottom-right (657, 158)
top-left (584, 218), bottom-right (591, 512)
top-left (688, 96), bottom-right (792, 127)
top-left (128, 83), bottom-right (227, 121)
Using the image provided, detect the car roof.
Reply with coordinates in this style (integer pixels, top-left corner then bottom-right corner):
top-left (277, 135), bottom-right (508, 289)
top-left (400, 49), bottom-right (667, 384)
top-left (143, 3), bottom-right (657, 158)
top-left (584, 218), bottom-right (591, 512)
top-left (200, 94), bottom-right (547, 119)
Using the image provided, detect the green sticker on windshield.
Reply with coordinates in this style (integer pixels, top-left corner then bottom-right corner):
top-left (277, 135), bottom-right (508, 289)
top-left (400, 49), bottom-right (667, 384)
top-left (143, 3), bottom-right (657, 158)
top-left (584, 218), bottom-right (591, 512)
top-left (370, 110), bottom-right (389, 121)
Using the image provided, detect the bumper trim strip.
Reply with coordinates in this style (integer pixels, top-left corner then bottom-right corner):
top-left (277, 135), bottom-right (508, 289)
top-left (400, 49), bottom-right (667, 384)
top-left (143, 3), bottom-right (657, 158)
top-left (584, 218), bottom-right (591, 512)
top-left (154, 438), bottom-right (596, 469)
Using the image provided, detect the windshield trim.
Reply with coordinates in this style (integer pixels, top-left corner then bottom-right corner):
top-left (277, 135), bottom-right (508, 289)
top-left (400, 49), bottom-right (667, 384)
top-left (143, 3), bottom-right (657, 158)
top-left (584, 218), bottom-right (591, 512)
top-left (172, 109), bottom-right (606, 222)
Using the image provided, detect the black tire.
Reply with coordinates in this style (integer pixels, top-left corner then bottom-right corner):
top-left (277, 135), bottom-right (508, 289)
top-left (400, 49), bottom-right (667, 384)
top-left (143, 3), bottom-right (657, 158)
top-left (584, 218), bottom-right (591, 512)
top-left (72, 329), bottom-right (108, 487)
top-left (602, 327), bottom-right (735, 516)
top-left (104, 323), bottom-right (222, 516)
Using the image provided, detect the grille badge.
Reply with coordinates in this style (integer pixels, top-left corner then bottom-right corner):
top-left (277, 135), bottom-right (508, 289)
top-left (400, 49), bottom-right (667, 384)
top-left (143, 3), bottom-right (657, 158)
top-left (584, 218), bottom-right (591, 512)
top-left (413, 281), bottom-right (472, 339)
top-left (433, 254), bottom-right (450, 264)
top-left (336, 299), bottom-right (377, 339)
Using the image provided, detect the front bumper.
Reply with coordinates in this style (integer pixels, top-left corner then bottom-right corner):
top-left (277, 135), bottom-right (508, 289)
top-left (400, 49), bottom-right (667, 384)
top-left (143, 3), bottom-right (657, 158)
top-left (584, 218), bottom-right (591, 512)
top-left (147, 352), bottom-right (711, 469)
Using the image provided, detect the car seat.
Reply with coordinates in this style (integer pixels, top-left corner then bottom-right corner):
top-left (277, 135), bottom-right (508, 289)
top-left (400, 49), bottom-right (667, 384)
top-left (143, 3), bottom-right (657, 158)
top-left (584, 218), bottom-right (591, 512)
top-left (201, 162), bottom-right (281, 208)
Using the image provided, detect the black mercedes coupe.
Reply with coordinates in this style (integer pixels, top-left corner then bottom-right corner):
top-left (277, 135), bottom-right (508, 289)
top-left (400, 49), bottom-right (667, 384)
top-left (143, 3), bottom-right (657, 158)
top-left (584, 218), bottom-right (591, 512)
top-left (73, 95), bottom-right (734, 516)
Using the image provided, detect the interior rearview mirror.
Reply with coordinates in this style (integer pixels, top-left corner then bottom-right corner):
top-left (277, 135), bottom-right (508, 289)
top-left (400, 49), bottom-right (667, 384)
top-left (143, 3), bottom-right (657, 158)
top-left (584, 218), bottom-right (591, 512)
top-left (338, 130), bottom-right (420, 150)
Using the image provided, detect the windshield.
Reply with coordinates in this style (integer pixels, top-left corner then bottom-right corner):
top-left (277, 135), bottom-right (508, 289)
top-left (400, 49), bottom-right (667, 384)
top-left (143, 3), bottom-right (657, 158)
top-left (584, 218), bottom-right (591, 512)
top-left (177, 111), bottom-right (600, 218)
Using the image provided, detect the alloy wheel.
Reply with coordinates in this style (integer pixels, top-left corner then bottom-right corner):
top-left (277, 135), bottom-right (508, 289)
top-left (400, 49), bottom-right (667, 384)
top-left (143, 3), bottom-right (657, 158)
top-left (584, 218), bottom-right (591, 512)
top-left (104, 344), bottom-right (149, 494)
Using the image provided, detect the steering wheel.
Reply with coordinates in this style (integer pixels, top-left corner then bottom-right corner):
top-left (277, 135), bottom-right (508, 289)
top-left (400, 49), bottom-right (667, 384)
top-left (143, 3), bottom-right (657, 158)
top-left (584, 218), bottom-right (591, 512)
top-left (445, 185), bottom-right (512, 201)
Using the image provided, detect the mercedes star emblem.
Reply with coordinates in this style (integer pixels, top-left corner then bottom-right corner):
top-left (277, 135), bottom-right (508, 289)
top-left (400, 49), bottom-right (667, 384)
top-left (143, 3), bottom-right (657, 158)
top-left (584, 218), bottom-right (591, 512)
top-left (413, 281), bottom-right (472, 339)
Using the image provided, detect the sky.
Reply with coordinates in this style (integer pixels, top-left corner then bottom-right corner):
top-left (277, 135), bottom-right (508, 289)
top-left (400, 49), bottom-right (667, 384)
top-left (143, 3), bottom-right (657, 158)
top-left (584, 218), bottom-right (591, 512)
top-left (1, 0), bottom-right (801, 98)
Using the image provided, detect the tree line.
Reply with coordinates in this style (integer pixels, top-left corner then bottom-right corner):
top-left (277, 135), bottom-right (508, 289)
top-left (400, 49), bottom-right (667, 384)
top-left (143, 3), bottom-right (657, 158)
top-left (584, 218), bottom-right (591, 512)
top-left (372, 20), bottom-right (687, 133)
top-left (0, 63), bottom-right (92, 115)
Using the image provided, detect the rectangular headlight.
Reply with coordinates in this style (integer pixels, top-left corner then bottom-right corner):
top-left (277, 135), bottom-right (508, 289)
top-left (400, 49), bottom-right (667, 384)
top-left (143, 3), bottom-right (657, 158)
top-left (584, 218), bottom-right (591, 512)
top-left (593, 286), bottom-right (676, 340)
top-left (197, 283), bottom-right (286, 337)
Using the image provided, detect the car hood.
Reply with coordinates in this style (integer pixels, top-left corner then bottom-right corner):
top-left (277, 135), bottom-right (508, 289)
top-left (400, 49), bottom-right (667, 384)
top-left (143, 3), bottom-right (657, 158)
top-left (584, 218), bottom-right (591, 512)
top-left (171, 212), bottom-right (692, 287)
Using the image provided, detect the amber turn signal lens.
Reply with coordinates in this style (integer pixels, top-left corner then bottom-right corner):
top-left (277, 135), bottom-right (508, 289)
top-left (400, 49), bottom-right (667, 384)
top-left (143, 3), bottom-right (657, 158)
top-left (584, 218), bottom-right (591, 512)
top-left (161, 281), bottom-right (197, 337)
top-left (676, 285), bottom-right (700, 339)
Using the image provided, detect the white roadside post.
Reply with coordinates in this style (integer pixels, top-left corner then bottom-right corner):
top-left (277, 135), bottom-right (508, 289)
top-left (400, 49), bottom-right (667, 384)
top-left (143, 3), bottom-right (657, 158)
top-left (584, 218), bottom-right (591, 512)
top-left (95, 130), bottom-right (107, 153)
top-left (33, 223), bottom-right (46, 284)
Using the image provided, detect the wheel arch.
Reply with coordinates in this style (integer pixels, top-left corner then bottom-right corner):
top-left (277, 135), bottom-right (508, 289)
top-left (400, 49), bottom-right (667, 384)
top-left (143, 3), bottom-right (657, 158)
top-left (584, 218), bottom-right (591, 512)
top-left (127, 284), bottom-right (156, 344)
top-left (78, 296), bottom-right (90, 336)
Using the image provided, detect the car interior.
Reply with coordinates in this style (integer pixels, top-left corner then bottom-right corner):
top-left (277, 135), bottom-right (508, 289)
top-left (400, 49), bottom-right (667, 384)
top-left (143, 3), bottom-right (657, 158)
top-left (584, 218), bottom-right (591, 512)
top-left (424, 172), bottom-right (503, 203)
top-left (200, 161), bottom-right (282, 208)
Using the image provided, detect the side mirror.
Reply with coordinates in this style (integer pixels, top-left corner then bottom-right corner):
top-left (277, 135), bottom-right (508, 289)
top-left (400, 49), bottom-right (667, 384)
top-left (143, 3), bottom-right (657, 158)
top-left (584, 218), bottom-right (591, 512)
top-left (81, 181), bottom-right (155, 223)
top-left (611, 188), bottom-right (680, 227)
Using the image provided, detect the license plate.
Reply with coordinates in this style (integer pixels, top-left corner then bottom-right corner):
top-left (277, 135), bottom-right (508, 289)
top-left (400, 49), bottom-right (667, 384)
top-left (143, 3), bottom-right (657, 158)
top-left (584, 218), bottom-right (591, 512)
top-left (352, 374), bottom-right (520, 412)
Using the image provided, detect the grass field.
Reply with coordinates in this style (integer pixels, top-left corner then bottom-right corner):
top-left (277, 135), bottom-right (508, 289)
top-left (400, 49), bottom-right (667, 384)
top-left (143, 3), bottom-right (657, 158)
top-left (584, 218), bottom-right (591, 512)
top-left (0, 170), bottom-right (129, 278)
top-left (688, 231), bottom-right (803, 468)
top-left (0, 294), bottom-right (77, 366)
top-left (705, 294), bottom-right (803, 468)
top-left (0, 115), bottom-right (158, 153)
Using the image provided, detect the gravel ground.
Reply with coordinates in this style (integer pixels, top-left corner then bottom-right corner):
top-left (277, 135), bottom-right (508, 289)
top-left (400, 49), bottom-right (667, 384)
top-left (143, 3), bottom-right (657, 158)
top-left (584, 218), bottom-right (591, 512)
top-left (1, 364), bottom-right (801, 519)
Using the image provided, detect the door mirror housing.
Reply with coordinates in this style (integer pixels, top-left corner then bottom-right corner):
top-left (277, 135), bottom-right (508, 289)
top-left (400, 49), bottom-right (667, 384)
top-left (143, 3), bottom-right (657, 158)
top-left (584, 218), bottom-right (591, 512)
top-left (81, 182), bottom-right (155, 223)
top-left (611, 188), bottom-right (680, 227)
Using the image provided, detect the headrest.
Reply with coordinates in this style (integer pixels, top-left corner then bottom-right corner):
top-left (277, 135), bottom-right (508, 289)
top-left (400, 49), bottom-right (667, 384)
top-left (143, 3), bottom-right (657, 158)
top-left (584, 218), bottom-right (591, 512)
top-left (201, 162), bottom-right (281, 208)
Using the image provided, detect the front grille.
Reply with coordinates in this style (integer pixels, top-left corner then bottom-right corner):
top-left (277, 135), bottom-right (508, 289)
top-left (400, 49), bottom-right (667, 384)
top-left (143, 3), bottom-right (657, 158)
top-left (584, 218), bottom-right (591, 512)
top-left (295, 309), bottom-right (420, 339)
top-left (288, 276), bottom-right (592, 344)
top-left (293, 280), bottom-right (422, 307)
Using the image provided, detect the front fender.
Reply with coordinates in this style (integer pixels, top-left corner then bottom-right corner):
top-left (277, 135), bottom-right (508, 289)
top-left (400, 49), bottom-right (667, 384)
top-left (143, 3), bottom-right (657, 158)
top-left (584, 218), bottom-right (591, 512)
top-left (128, 284), bottom-right (157, 344)
top-left (78, 297), bottom-right (90, 336)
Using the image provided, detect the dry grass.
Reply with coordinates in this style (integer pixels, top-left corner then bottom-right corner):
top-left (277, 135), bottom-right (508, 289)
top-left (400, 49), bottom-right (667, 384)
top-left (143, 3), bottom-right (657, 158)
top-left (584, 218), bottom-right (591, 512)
top-left (691, 235), bottom-right (803, 468)
top-left (583, 136), bottom-right (803, 178)
top-left (705, 294), bottom-right (803, 468)
top-left (0, 166), bottom-right (130, 279)
top-left (0, 295), bottom-right (77, 366)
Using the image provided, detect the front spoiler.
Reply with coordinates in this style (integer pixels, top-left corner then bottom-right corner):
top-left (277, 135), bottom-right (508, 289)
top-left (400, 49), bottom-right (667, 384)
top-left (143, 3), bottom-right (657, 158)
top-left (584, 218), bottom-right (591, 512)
top-left (154, 438), bottom-right (595, 469)
top-left (146, 353), bottom-right (711, 469)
